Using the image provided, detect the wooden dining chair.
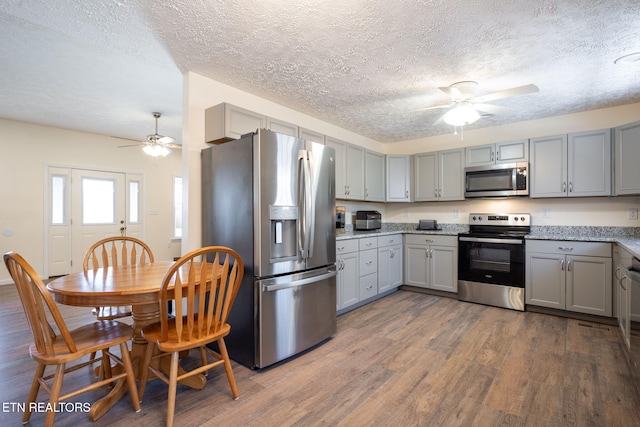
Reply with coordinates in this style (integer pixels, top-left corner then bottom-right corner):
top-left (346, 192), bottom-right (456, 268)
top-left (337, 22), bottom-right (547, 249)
top-left (3, 252), bottom-right (141, 427)
top-left (83, 236), bottom-right (155, 321)
top-left (138, 246), bottom-right (244, 427)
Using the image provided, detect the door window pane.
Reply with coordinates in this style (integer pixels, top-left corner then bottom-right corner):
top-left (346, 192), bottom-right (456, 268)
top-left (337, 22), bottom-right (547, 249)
top-left (82, 178), bottom-right (115, 224)
top-left (51, 175), bottom-right (66, 225)
top-left (129, 181), bottom-right (140, 223)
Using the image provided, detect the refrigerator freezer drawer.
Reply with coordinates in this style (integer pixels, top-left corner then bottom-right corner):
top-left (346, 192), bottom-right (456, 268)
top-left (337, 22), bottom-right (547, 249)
top-left (257, 267), bottom-right (337, 368)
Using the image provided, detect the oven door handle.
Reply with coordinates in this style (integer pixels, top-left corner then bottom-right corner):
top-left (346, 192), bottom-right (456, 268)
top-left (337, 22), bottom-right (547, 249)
top-left (459, 237), bottom-right (524, 245)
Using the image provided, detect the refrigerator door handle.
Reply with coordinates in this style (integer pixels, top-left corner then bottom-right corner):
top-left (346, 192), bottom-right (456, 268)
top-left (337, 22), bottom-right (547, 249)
top-left (262, 269), bottom-right (337, 292)
top-left (297, 149), bottom-right (315, 259)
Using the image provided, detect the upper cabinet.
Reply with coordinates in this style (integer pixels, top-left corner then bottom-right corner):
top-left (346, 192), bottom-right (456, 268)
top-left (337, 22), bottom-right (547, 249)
top-left (327, 137), bottom-right (365, 200)
top-left (299, 127), bottom-right (325, 145)
top-left (465, 140), bottom-right (529, 167)
top-left (386, 155), bottom-right (411, 202)
top-left (365, 150), bottom-right (385, 202)
top-left (414, 148), bottom-right (465, 202)
top-left (614, 120), bottom-right (640, 195)
top-left (266, 117), bottom-right (298, 137)
top-left (205, 103), bottom-right (266, 144)
top-left (530, 129), bottom-right (611, 198)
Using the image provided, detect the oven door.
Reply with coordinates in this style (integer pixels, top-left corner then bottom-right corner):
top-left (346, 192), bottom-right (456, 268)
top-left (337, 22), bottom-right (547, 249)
top-left (458, 236), bottom-right (525, 287)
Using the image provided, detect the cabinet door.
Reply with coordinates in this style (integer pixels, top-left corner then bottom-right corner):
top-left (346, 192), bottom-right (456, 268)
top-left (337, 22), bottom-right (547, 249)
top-left (386, 155), bottom-right (411, 202)
top-left (345, 144), bottom-right (365, 200)
top-left (465, 144), bottom-right (495, 166)
top-left (567, 129), bottom-right (611, 197)
top-left (359, 273), bottom-right (378, 301)
top-left (205, 103), bottom-right (266, 143)
top-left (339, 252), bottom-right (359, 308)
top-left (364, 150), bottom-right (385, 202)
top-left (378, 244), bottom-right (403, 293)
top-left (430, 245), bottom-right (457, 292)
top-left (566, 255), bottom-right (612, 316)
top-left (299, 128), bottom-right (325, 145)
top-left (266, 117), bottom-right (298, 137)
top-left (525, 253), bottom-right (565, 309)
top-left (405, 245), bottom-right (429, 288)
top-left (359, 248), bottom-right (378, 277)
top-left (326, 137), bottom-right (347, 199)
top-left (615, 120), bottom-right (640, 195)
top-left (414, 153), bottom-right (438, 201)
top-left (530, 135), bottom-right (568, 198)
top-left (496, 140), bottom-right (529, 163)
top-left (439, 148), bottom-right (465, 201)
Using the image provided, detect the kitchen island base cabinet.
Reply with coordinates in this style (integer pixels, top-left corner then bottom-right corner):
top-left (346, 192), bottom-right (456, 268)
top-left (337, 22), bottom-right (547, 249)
top-left (404, 234), bottom-right (458, 293)
top-left (526, 240), bottom-right (612, 317)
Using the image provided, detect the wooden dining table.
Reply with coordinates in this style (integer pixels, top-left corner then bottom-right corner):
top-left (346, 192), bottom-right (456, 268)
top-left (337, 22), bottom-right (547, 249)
top-left (47, 260), bottom-right (213, 420)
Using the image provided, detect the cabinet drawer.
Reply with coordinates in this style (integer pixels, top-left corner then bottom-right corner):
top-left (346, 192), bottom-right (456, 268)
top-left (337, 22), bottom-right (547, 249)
top-left (359, 273), bottom-right (378, 300)
top-left (359, 237), bottom-right (378, 250)
top-left (526, 240), bottom-right (611, 257)
top-left (336, 239), bottom-right (359, 254)
top-left (404, 234), bottom-right (457, 247)
top-left (378, 234), bottom-right (402, 248)
top-left (359, 248), bottom-right (378, 276)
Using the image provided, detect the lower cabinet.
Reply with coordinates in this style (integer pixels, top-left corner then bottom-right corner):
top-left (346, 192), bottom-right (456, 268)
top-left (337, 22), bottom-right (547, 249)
top-left (525, 240), bottom-right (612, 317)
top-left (404, 234), bottom-right (458, 293)
top-left (378, 235), bottom-right (403, 293)
top-left (336, 239), bottom-right (359, 310)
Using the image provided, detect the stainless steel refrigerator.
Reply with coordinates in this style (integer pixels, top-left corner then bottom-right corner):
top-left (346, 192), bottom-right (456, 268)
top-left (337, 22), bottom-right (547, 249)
top-left (202, 128), bottom-right (337, 369)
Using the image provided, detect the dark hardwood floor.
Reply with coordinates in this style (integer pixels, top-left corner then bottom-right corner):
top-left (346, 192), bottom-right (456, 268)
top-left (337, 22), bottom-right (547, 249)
top-left (1, 284), bottom-right (639, 426)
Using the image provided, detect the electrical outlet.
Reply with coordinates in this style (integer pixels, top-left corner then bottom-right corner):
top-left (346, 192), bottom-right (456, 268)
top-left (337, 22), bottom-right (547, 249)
top-left (403, 210), bottom-right (409, 218)
top-left (628, 208), bottom-right (638, 220)
top-left (542, 208), bottom-right (550, 218)
top-left (453, 209), bottom-right (460, 218)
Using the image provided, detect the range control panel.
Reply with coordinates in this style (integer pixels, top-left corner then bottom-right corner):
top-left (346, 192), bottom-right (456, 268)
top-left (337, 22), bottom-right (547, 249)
top-left (468, 213), bottom-right (531, 227)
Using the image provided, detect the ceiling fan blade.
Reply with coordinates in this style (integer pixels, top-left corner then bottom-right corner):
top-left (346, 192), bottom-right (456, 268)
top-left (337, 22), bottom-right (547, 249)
top-left (165, 143), bottom-right (182, 149)
top-left (117, 143), bottom-right (144, 148)
top-left (474, 84), bottom-right (539, 103)
top-left (412, 103), bottom-right (452, 112)
top-left (433, 112), bottom-right (448, 126)
top-left (157, 135), bottom-right (175, 144)
top-left (472, 103), bottom-right (510, 114)
top-left (111, 135), bottom-right (144, 143)
top-left (438, 86), bottom-right (463, 99)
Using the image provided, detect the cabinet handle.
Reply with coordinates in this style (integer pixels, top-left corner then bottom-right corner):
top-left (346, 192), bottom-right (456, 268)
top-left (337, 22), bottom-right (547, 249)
top-left (390, 249), bottom-right (395, 258)
top-left (558, 247), bottom-right (574, 251)
top-left (492, 151), bottom-right (495, 162)
top-left (562, 182), bottom-right (566, 193)
top-left (434, 189), bottom-right (438, 197)
top-left (567, 260), bottom-right (572, 272)
top-left (615, 267), bottom-right (621, 280)
top-left (438, 189), bottom-right (442, 197)
top-left (425, 239), bottom-right (434, 243)
top-left (366, 261), bottom-right (373, 265)
top-left (569, 182), bottom-right (573, 193)
top-left (338, 246), bottom-right (344, 251)
top-left (561, 259), bottom-right (565, 271)
top-left (366, 242), bottom-right (372, 247)
top-left (367, 285), bottom-right (374, 291)
top-left (621, 275), bottom-right (628, 291)
top-left (496, 150), bottom-right (499, 162)
top-left (365, 189), bottom-right (369, 197)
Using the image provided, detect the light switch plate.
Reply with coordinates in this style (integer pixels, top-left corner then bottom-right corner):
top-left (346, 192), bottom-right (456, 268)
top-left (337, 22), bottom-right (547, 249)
top-left (628, 208), bottom-right (638, 220)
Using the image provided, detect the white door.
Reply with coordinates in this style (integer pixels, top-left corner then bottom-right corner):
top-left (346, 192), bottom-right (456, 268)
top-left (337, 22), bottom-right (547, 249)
top-left (70, 169), bottom-right (126, 273)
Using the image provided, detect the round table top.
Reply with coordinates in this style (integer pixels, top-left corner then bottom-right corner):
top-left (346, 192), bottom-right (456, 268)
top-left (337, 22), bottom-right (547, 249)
top-left (47, 261), bottom-right (176, 307)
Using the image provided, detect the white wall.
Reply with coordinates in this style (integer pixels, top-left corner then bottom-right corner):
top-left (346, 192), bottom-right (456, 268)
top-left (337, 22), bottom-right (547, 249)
top-left (0, 118), bottom-right (182, 283)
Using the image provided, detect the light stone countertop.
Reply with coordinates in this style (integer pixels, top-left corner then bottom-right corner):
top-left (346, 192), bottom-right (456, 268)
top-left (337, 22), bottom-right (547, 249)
top-left (337, 223), bottom-right (640, 259)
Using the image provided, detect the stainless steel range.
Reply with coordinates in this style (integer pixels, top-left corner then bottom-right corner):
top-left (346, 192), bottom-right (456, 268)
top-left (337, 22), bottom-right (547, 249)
top-left (458, 213), bottom-right (531, 311)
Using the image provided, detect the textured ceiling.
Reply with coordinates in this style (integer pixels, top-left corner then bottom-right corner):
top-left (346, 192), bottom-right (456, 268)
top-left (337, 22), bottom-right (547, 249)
top-left (1, 0), bottom-right (639, 144)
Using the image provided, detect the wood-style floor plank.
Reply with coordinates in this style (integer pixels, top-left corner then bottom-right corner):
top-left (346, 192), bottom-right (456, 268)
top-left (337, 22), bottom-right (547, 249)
top-left (1, 285), bottom-right (639, 427)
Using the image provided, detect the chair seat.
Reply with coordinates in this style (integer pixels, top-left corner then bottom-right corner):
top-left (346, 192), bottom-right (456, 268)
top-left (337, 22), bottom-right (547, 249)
top-left (94, 305), bottom-right (132, 320)
top-left (30, 320), bottom-right (134, 365)
top-left (142, 317), bottom-right (231, 353)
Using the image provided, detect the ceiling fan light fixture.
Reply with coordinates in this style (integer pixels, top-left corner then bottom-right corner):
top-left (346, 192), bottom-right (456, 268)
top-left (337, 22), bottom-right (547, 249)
top-left (443, 102), bottom-right (480, 126)
top-left (143, 144), bottom-right (171, 157)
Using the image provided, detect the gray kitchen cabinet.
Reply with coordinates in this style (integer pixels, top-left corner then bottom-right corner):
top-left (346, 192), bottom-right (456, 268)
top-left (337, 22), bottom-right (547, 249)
top-left (327, 137), bottom-right (365, 200)
top-left (378, 234), bottom-right (403, 293)
top-left (465, 140), bottom-right (529, 167)
top-left (614, 244), bottom-right (632, 349)
top-left (414, 148), bottom-right (465, 202)
top-left (266, 117), bottom-right (298, 137)
top-left (526, 240), bottom-right (612, 316)
top-left (359, 237), bottom-right (379, 301)
top-left (530, 129), bottom-right (611, 198)
top-left (299, 127), bottom-right (325, 145)
top-left (205, 103), bottom-right (266, 144)
top-left (614, 120), bottom-right (640, 195)
top-left (336, 239), bottom-right (359, 310)
top-left (365, 150), bottom-right (385, 202)
top-left (404, 234), bottom-right (458, 293)
top-left (386, 155), bottom-right (411, 202)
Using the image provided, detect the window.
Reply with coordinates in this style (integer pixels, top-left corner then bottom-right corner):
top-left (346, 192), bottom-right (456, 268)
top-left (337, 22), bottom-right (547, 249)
top-left (51, 175), bottom-right (67, 225)
top-left (82, 177), bottom-right (115, 224)
top-left (129, 180), bottom-right (140, 223)
top-left (173, 176), bottom-right (182, 238)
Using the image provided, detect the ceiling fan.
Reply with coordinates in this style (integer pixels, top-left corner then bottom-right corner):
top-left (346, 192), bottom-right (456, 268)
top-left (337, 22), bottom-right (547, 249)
top-left (418, 81), bottom-right (539, 127)
top-left (117, 112), bottom-right (181, 157)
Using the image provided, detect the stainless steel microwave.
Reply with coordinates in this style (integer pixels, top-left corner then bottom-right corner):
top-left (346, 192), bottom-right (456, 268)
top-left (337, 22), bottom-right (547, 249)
top-left (464, 162), bottom-right (529, 198)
